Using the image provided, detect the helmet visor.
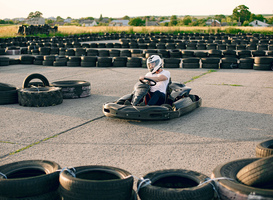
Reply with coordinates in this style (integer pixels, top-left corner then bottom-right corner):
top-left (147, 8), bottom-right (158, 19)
top-left (147, 59), bottom-right (160, 71)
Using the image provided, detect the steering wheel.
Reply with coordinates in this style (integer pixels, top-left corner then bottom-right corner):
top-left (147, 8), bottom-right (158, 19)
top-left (139, 77), bottom-right (156, 86)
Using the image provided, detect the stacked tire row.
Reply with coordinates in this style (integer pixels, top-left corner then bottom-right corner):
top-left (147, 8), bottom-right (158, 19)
top-left (2, 53), bottom-right (273, 70)
top-left (212, 138), bottom-right (273, 200)
top-left (0, 139), bottom-right (272, 200)
top-left (1, 32), bottom-right (273, 52)
top-left (0, 73), bottom-right (91, 107)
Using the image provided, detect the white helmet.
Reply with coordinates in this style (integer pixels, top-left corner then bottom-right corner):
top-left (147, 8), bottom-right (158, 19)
top-left (147, 55), bottom-right (162, 74)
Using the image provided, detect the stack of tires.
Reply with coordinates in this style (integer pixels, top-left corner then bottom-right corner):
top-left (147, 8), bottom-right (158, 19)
top-left (0, 160), bottom-right (61, 200)
top-left (220, 57), bottom-right (238, 69)
top-left (201, 58), bottom-right (220, 69)
top-left (81, 56), bottom-right (97, 67)
top-left (67, 56), bottom-right (81, 67)
top-left (238, 57), bottom-right (254, 69)
top-left (127, 57), bottom-right (143, 68)
top-left (97, 57), bottom-right (112, 67)
top-left (163, 58), bottom-right (181, 68)
top-left (253, 57), bottom-right (273, 70)
top-left (211, 139), bottom-right (273, 200)
top-left (18, 73), bottom-right (63, 107)
top-left (113, 57), bottom-right (127, 67)
top-left (20, 55), bottom-right (35, 64)
top-left (53, 56), bottom-right (67, 66)
top-left (51, 80), bottom-right (91, 99)
top-left (182, 57), bottom-right (200, 68)
top-left (43, 55), bottom-right (55, 66)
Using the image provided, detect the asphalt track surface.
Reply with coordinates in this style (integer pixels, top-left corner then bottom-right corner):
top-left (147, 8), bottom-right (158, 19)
top-left (0, 46), bottom-right (273, 189)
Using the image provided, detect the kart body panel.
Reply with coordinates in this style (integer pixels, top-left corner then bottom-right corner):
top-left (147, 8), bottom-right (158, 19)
top-left (103, 81), bottom-right (202, 120)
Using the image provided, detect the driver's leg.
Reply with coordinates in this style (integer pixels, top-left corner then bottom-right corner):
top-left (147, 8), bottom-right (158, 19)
top-left (148, 91), bottom-right (165, 106)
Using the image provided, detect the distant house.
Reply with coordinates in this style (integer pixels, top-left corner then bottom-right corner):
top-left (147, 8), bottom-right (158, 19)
top-left (26, 17), bottom-right (45, 25)
top-left (249, 20), bottom-right (269, 27)
top-left (47, 17), bottom-right (56, 21)
top-left (81, 20), bottom-right (97, 27)
top-left (109, 20), bottom-right (129, 26)
top-left (64, 18), bottom-right (72, 23)
top-left (206, 19), bottom-right (221, 27)
top-left (146, 21), bottom-right (159, 26)
top-left (160, 20), bottom-right (170, 25)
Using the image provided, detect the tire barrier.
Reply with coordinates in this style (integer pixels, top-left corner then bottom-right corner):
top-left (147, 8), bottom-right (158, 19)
top-left (0, 82), bottom-right (18, 105)
top-left (256, 139), bottom-right (273, 157)
top-left (1, 33), bottom-right (273, 70)
top-left (236, 155), bottom-right (273, 187)
top-left (137, 169), bottom-right (215, 200)
top-left (51, 80), bottom-right (91, 99)
top-left (18, 73), bottom-right (63, 107)
top-left (0, 160), bottom-right (61, 199)
top-left (0, 139), bottom-right (272, 200)
top-left (18, 24), bottom-right (58, 36)
top-left (2, 73), bottom-right (92, 106)
top-left (59, 165), bottom-right (134, 200)
top-left (211, 158), bottom-right (273, 200)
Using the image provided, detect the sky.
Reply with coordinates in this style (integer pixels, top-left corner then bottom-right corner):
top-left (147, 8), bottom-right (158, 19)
top-left (1, 0), bottom-right (273, 19)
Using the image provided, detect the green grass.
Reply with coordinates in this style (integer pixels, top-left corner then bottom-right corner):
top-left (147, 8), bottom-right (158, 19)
top-left (184, 69), bottom-right (217, 84)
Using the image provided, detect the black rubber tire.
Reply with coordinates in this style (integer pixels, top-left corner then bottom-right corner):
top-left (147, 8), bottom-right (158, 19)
top-left (33, 60), bottom-right (43, 65)
top-left (80, 61), bottom-right (96, 67)
top-left (238, 63), bottom-right (253, 69)
top-left (201, 63), bottom-right (219, 69)
top-left (22, 73), bottom-right (50, 89)
top-left (50, 80), bottom-right (91, 99)
top-left (201, 57), bottom-right (221, 64)
top-left (236, 155), bottom-right (273, 187)
top-left (182, 57), bottom-right (200, 63)
top-left (239, 58), bottom-right (254, 63)
top-left (182, 63), bottom-right (200, 68)
top-left (254, 57), bottom-right (273, 64)
top-left (0, 160), bottom-right (61, 198)
top-left (18, 87), bottom-right (63, 107)
top-left (8, 58), bottom-right (20, 65)
top-left (137, 169), bottom-right (214, 200)
top-left (0, 190), bottom-right (60, 200)
top-left (20, 55), bottom-right (35, 64)
top-left (0, 57), bottom-right (10, 66)
top-left (59, 165), bottom-right (134, 200)
top-left (256, 139), bottom-right (273, 158)
top-left (81, 56), bottom-right (97, 62)
top-left (43, 60), bottom-right (54, 66)
top-left (211, 158), bottom-right (273, 200)
top-left (0, 83), bottom-right (17, 91)
top-left (67, 61), bottom-right (81, 67)
top-left (253, 64), bottom-right (272, 70)
top-left (0, 90), bottom-right (18, 105)
top-left (53, 61), bottom-right (67, 66)
top-left (163, 63), bottom-right (180, 68)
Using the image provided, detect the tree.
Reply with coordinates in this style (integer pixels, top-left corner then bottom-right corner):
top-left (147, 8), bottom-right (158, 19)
top-left (122, 15), bottom-right (130, 20)
top-left (182, 15), bottom-right (192, 25)
top-left (169, 15), bottom-right (178, 26)
top-left (249, 14), bottom-right (265, 22)
top-left (27, 11), bottom-right (43, 19)
top-left (232, 5), bottom-right (251, 24)
top-left (99, 14), bottom-right (103, 21)
top-left (56, 16), bottom-right (64, 22)
top-left (214, 14), bottom-right (226, 22)
top-left (128, 17), bottom-right (145, 26)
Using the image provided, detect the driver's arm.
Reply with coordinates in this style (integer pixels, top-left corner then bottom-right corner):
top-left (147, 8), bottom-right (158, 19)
top-left (140, 74), bottom-right (167, 82)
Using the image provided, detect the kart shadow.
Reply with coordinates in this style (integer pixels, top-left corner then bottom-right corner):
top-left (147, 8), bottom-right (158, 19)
top-left (127, 106), bottom-right (273, 142)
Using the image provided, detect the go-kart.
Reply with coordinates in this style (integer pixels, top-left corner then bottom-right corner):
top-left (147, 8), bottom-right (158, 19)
top-left (103, 78), bottom-right (202, 120)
